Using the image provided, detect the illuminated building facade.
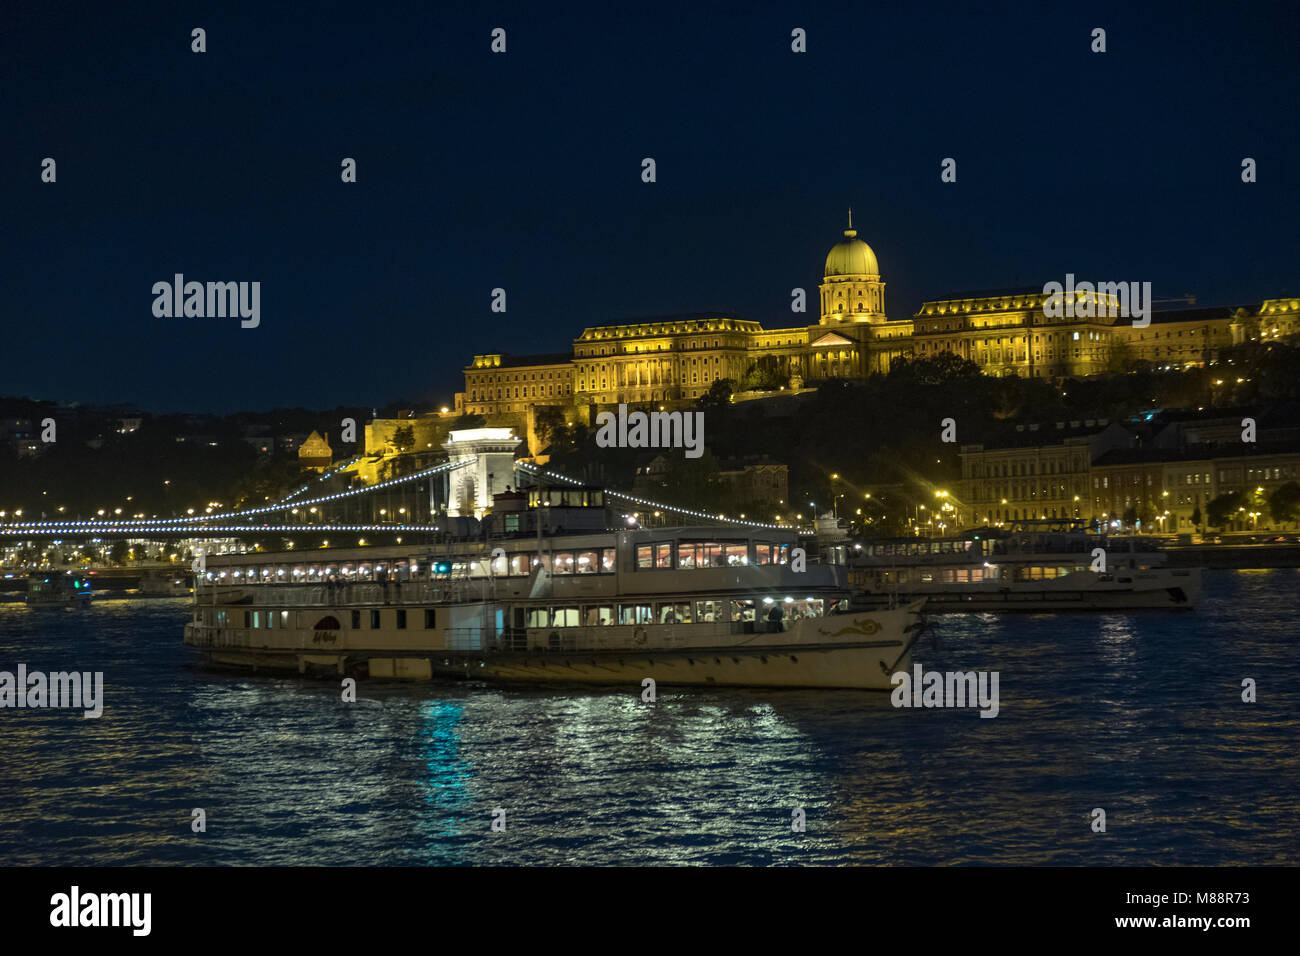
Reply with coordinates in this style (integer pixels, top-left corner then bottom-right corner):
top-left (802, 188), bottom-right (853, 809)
top-left (460, 218), bottom-right (915, 416)
top-left (297, 431), bottom-right (333, 472)
top-left (960, 416), bottom-right (1300, 531)
top-left (458, 221), bottom-right (1300, 414)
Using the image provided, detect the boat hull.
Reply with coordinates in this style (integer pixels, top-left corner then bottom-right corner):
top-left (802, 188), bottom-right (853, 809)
top-left (855, 568), bottom-right (1201, 612)
top-left (183, 604), bottom-right (923, 690)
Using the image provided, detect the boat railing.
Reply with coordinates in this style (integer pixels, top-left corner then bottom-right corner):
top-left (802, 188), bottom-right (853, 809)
top-left (196, 581), bottom-right (493, 607)
top-left (491, 619), bottom-right (810, 653)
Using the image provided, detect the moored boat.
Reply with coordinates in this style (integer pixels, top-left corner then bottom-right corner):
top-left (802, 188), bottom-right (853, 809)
top-left (840, 524), bottom-right (1201, 611)
top-left (26, 571), bottom-right (93, 607)
top-left (183, 509), bottom-right (925, 689)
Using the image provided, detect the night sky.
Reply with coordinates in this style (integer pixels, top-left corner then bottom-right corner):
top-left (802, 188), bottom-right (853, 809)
top-left (4, 0), bottom-right (1296, 413)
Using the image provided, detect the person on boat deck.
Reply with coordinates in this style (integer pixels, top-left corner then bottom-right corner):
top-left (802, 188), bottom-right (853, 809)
top-left (767, 605), bottom-right (784, 632)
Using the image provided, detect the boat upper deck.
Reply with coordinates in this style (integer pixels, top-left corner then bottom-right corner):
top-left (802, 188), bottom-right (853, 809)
top-left (194, 525), bottom-right (843, 605)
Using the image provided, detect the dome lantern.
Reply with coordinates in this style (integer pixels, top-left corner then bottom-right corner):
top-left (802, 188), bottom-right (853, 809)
top-left (824, 209), bottom-right (880, 277)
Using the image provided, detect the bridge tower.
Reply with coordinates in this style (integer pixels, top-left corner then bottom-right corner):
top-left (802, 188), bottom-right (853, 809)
top-left (442, 428), bottom-right (522, 518)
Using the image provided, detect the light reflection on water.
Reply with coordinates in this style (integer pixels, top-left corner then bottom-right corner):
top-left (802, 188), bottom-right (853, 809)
top-left (0, 571), bottom-right (1296, 865)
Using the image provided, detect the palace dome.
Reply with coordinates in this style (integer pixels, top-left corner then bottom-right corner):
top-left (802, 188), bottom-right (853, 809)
top-left (824, 225), bottom-right (879, 278)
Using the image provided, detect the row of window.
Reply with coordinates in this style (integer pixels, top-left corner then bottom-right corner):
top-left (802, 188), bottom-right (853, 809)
top-left (975, 483), bottom-right (1085, 500)
top-left (578, 338), bottom-right (735, 356)
top-left (210, 608), bottom-right (440, 630)
top-left (469, 383), bottom-right (573, 402)
top-left (634, 541), bottom-right (791, 570)
top-left (980, 459), bottom-right (1087, 478)
top-left (526, 597), bottom-right (835, 628)
top-left (863, 540), bottom-right (976, 557)
top-left (984, 508), bottom-right (1082, 521)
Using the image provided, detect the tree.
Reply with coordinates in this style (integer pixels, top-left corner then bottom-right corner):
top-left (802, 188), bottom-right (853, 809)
top-left (391, 425), bottom-right (415, 452)
top-left (658, 450), bottom-right (725, 513)
top-left (886, 352), bottom-right (982, 386)
top-left (698, 379), bottom-right (734, 408)
top-left (988, 377), bottom-right (1025, 419)
top-left (1190, 505), bottom-right (1202, 531)
top-left (1207, 491), bottom-right (1245, 529)
top-left (1269, 481), bottom-right (1300, 527)
top-left (739, 356), bottom-right (789, 392)
top-left (109, 541), bottom-right (129, 565)
top-left (533, 406), bottom-right (566, 450)
top-left (1105, 338), bottom-right (1135, 374)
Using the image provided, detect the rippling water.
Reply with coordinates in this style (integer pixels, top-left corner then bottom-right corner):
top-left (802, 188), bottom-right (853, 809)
top-left (1, 570), bottom-right (1296, 865)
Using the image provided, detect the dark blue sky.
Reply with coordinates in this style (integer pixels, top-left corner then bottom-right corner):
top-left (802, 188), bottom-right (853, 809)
top-left (4, 0), bottom-right (1296, 413)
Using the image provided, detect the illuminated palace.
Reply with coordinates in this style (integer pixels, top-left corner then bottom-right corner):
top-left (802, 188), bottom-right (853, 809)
top-left (458, 219), bottom-right (1300, 417)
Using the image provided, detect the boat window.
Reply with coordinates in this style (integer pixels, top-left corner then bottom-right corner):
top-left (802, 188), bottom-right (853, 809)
top-left (694, 599), bottom-right (725, 622)
top-left (314, 616), bottom-right (341, 630)
top-left (638, 543), bottom-right (674, 569)
top-left (370, 610), bottom-right (381, 629)
top-left (583, 606), bottom-right (615, 626)
top-left (657, 602), bottom-right (692, 624)
top-left (252, 611), bottom-right (261, 628)
top-left (730, 599), bottom-right (756, 622)
top-left (550, 607), bottom-right (579, 627)
top-left (509, 553), bottom-right (530, 575)
top-left (528, 607), bottom-right (548, 628)
top-left (619, 604), bottom-right (654, 625)
top-left (552, 553), bottom-right (575, 575)
top-left (724, 544), bottom-right (748, 566)
top-left (602, 548), bottom-right (616, 572)
top-left (575, 550), bottom-right (601, 574)
top-left (784, 599), bottom-right (824, 620)
top-left (679, 542), bottom-right (739, 568)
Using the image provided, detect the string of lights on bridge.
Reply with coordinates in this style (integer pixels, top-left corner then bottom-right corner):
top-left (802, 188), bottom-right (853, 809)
top-left (3, 456), bottom-right (788, 537)
top-left (513, 461), bottom-right (785, 530)
top-left (0, 458), bottom-right (475, 532)
top-left (272, 454), bottom-right (367, 505)
top-left (4, 525), bottom-right (432, 535)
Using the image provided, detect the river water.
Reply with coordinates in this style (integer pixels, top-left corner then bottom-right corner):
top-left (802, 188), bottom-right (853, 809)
top-left (1, 570), bottom-right (1296, 865)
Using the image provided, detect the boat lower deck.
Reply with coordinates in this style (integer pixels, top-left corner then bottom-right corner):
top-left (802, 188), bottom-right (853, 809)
top-left (184, 601), bottom-right (924, 690)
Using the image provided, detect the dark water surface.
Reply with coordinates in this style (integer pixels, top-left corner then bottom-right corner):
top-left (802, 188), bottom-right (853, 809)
top-left (1, 570), bottom-right (1296, 865)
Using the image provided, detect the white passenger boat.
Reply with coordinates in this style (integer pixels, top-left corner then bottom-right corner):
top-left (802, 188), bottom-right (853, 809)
top-left (183, 501), bottom-right (925, 689)
top-left (841, 525), bottom-right (1201, 612)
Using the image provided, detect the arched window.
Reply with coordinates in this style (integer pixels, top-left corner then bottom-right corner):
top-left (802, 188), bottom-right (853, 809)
top-left (314, 616), bottom-right (341, 630)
